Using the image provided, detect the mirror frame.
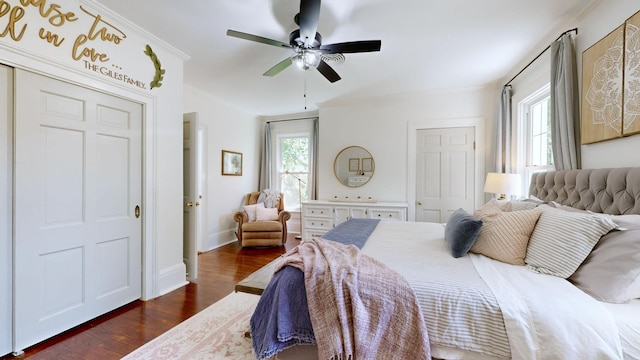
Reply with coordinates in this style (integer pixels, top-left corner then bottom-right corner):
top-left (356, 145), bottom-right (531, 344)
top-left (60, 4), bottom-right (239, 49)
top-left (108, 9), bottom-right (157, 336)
top-left (333, 146), bottom-right (375, 187)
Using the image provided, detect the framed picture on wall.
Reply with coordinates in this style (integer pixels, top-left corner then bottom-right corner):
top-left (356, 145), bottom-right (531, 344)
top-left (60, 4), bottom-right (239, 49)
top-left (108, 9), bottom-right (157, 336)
top-left (349, 158), bottom-right (360, 172)
top-left (222, 150), bottom-right (242, 176)
top-left (362, 157), bottom-right (374, 172)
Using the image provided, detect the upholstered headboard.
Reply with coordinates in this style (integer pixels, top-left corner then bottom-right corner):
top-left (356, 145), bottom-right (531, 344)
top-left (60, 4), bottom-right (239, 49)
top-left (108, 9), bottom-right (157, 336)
top-left (529, 167), bottom-right (640, 215)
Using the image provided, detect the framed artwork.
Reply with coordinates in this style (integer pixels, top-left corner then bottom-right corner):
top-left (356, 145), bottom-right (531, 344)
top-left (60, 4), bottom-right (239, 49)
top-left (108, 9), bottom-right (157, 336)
top-left (348, 158), bottom-right (360, 172)
top-left (624, 10), bottom-right (640, 136)
top-left (581, 24), bottom-right (624, 144)
top-left (362, 157), bottom-right (374, 172)
top-left (221, 150), bottom-right (242, 176)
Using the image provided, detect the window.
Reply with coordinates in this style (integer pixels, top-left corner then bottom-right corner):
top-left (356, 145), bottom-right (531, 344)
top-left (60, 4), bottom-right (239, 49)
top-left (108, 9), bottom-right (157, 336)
top-left (269, 119), bottom-right (315, 211)
top-left (278, 134), bottom-right (309, 210)
top-left (517, 84), bottom-right (553, 194)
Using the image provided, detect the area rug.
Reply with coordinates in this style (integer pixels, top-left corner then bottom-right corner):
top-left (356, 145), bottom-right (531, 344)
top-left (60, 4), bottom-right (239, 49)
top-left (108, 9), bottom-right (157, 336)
top-left (121, 292), bottom-right (260, 360)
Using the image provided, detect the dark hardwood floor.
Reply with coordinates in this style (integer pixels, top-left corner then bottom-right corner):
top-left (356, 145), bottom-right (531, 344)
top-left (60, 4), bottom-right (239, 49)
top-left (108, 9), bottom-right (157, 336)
top-left (2, 236), bottom-right (300, 360)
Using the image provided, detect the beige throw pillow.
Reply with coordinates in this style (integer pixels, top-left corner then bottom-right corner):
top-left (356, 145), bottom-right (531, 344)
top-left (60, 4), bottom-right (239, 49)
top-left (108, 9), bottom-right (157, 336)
top-left (474, 198), bottom-right (511, 219)
top-left (471, 207), bottom-right (542, 265)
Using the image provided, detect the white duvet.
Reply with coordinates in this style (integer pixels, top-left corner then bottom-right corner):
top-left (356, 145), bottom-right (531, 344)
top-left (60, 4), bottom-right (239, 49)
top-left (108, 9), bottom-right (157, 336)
top-left (362, 221), bottom-right (624, 359)
top-left (470, 253), bottom-right (622, 359)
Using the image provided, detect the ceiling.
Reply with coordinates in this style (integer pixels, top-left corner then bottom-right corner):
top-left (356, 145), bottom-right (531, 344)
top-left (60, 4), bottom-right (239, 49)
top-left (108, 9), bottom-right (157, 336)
top-left (95, 0), bottom-right (594, 116)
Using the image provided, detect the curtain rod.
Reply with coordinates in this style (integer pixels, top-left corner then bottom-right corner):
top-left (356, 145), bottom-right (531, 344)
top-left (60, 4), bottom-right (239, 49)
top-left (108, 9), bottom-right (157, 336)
top-left (266, 117), bottom-right (318, 124)
top-left (504, 27), bottom-right (578, 87)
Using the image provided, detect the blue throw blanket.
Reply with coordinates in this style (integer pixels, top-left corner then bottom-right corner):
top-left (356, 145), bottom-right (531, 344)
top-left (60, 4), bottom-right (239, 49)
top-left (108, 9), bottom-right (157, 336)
top-left (321, 218), bottom-right (381, 249)
top-left (250, 218), bottom-right (381, 359)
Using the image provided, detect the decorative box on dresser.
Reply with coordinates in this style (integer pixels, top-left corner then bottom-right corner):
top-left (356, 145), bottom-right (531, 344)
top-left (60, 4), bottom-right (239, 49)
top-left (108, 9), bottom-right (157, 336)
top-left (301, 200), bottom-right (408, 240)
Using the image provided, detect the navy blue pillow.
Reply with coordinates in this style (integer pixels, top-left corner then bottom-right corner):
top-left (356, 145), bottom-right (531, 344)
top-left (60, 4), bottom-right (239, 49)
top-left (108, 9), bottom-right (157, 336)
top-left (445, 208), bottom-right (483, 258)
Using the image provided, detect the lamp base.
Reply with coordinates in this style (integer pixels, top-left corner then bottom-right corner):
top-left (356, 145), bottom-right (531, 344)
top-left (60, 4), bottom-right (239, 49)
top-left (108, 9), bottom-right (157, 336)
top-left (497, 194), bottom-right (507, 200)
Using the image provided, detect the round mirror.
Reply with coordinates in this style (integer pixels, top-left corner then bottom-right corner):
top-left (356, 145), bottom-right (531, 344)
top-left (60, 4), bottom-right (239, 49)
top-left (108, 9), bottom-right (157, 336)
top-left (333, 146), bottom-right (375, 187)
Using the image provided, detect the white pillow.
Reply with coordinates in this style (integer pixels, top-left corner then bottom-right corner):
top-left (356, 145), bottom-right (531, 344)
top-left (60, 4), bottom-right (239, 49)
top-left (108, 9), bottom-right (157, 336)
top-left (242, 202), bottom-right (265, 222)
top-left (256, 206), bottom-right (279, 221)
top-left (525, 206), bottom-right (618, 278)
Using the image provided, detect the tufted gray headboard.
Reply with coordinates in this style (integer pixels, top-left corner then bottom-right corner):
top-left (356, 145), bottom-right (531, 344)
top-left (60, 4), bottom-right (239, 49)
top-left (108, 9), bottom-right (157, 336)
top-left (529, 167), bottom-right (640, 215)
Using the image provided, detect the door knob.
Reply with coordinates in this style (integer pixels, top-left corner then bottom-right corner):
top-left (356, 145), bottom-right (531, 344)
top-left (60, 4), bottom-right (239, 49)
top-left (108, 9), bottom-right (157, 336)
top-left (186, 202), bottom-right (194, 207)
top-left (417, 201), bottom-right (423, 206)
top-left (195, 202), bottom-right (200, 207)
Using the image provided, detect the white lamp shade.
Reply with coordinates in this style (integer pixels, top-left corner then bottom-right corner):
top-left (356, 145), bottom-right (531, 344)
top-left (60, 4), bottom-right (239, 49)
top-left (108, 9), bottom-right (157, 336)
top-left (484, 173), bottom-right (521, 197)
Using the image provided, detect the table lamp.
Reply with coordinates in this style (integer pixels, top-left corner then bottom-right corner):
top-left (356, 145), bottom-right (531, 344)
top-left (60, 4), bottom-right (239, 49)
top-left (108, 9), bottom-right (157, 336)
top-left (484, 172), bottom-right (521, 200)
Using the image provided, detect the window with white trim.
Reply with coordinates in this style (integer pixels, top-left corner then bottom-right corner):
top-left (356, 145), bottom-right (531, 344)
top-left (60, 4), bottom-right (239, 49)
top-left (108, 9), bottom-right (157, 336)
top-left (516, 84), bottom-right (554, 194)
top-left (270, 119), bottom-right (314, 211)
top-left (277, 134), bottom-right (309, 210)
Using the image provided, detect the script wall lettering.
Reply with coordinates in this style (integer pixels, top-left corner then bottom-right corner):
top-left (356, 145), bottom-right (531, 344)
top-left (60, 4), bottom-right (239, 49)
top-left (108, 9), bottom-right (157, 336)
top-left (0, 0), bottom-right (159, 90)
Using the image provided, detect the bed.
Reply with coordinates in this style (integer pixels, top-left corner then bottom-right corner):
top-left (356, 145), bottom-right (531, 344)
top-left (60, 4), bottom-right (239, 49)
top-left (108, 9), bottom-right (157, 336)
top-left (250, 167), bottom-right (640, 360)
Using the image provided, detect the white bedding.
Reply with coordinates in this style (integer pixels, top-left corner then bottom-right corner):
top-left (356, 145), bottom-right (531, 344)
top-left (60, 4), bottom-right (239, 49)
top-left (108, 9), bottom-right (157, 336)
top-left (602, 299), bottom-right (640, 360)
top-left (275, 220), bottom-right (634, 359)
top-left (362, 221), bottom-right (510, 359)
top-left (362, 221), bottom-right (625, 359)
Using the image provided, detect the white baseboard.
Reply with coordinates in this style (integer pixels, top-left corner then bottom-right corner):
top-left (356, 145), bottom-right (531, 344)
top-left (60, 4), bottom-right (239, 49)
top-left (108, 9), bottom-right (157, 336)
top-left (201, 229), bottom-right (237, 252)
top-left (157, 262), bottom-right (188, 296)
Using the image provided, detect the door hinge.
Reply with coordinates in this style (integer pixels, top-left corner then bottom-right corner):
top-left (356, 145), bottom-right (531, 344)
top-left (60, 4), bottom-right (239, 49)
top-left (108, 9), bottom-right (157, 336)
top-left (473, 141), bottom-right (476, 150)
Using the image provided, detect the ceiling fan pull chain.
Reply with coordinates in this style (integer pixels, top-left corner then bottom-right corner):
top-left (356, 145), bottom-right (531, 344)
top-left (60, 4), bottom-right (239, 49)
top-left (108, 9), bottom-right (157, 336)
top-left (304, 72), bottom-right (308, 110)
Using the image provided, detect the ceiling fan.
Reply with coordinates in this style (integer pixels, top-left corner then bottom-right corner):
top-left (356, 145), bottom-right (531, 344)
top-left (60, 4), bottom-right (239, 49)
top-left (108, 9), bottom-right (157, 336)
top-left (226, 0), bottom-right (381, 83)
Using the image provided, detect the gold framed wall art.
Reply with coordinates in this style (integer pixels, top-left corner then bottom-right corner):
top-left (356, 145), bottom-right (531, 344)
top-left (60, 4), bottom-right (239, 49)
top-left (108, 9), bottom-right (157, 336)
top-left (624, 10), bottom-right (640, 136)
top-left (581, 25), bottom-right (624, 144)
top-left (221, 150), bottom-right (242, 176)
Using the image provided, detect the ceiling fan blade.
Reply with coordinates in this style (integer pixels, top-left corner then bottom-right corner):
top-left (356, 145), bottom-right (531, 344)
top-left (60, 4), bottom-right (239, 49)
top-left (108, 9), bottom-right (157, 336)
top-left (320, 40), bottom-right (381, 54)
top-left (263, 57), bottom-right (293, 77)
top-left (227, 29), bottom-right (292, 49)
top-left (316, 59), bottom-right (341, 83)
top-left (298, 0), bottom-right (321, 47)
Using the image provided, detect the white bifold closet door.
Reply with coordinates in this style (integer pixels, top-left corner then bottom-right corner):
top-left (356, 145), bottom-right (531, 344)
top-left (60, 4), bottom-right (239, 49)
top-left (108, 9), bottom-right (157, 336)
top-left (0, 64), bottom-right (12, 356)
top-left (13, 69), bottom-right (143, 352)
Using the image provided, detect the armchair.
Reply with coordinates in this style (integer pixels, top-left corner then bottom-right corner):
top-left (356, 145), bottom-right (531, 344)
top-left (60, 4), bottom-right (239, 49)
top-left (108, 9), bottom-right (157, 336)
top-left (233, 191), bottom-right (291, 247)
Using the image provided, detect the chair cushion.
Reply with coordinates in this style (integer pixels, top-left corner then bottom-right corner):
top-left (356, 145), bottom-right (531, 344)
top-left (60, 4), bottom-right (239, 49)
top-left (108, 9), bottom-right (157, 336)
top-left (243, 221), bottom-right (282, 232)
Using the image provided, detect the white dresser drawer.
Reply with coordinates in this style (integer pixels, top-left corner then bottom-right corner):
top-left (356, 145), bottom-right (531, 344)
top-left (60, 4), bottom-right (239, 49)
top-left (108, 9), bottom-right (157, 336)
top-left (370, 208), bottom-right (405, 221)
top-left (303, 229), bottom-right (328, 240)
top-left (303, 206), bottom-right (332, 218)
top-left (303, 218), bottom-right (332, 230)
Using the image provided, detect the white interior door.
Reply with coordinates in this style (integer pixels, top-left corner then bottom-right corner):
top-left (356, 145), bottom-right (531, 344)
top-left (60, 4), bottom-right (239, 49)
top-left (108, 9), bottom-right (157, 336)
top-left (13, 69), bottom-right (142, 351)
top-left (0, 64), bottom-right (12, 356)
top-left (416, 127), bottom-right (475, 223)
top-left (183, 112), bottom-right (200, 280)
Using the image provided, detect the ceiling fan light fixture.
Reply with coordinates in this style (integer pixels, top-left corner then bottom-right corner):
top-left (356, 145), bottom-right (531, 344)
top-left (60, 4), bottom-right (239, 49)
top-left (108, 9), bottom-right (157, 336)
top-left (293, 50), bottom-right (321, 70)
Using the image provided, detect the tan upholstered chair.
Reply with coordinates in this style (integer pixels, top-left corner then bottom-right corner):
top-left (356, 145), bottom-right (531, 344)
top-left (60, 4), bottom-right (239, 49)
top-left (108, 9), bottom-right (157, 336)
top-left (233, 192), bottom-right (291, 247)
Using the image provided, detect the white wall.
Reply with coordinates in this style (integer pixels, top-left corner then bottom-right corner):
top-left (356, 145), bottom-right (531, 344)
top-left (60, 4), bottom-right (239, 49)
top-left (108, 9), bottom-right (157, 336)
top-left (183, 85), bottom-right (261, 251)
top-left (576, 0), bottom-right (640, 168)
top-left (318, 86), bottom-right (496, 212)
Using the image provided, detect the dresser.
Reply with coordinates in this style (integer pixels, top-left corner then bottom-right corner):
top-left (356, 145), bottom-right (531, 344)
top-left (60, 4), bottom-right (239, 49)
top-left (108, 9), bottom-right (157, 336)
top-left (301, 200), bottom-right (408, 240)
